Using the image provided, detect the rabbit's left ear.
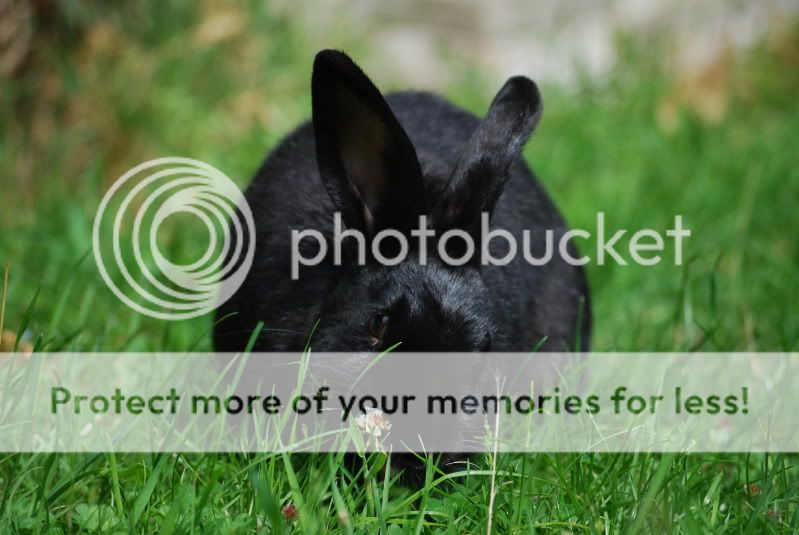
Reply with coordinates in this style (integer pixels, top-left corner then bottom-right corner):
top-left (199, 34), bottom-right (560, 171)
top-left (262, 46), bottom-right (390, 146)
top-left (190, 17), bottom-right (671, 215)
top-left (434, 76), bottom-right (542, 234)
top-left (312, 50), bottom-right (427, 236)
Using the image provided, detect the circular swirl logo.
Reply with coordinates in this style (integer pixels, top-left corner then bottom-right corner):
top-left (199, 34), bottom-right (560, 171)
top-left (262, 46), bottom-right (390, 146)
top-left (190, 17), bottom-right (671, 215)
top-left (92, 157), bottom-right (255, 320)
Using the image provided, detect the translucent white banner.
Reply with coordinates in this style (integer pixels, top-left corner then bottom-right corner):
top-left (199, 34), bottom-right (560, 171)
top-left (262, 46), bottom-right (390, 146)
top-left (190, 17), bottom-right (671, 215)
top-left (0, 352), bottom-right (796, 453)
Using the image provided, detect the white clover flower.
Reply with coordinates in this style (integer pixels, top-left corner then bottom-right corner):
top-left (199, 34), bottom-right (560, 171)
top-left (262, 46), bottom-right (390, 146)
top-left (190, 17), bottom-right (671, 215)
top-left (354, 407), bottom-right (392, 451)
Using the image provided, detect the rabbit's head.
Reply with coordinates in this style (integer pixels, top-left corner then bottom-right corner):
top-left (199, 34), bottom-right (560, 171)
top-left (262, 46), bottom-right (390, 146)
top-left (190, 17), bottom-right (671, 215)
top-left (309, 50), bottom-right (542, 352)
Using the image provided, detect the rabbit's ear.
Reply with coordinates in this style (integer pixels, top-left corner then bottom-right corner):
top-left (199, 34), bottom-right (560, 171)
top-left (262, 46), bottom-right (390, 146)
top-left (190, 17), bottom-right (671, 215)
top-left (435, 76), bottom-right (542, 234)
top-left (312, 50), bottom-right (427, 236)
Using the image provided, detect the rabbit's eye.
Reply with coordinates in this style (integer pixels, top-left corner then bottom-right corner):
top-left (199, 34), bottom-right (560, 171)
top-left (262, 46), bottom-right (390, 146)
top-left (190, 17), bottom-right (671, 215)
top-left (367, 312), bottom-right (390, 345)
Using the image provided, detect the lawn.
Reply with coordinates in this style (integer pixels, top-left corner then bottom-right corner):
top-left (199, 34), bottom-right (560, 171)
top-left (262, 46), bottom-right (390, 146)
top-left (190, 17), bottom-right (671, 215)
top-left (1, 3), bottom-right (798, 533)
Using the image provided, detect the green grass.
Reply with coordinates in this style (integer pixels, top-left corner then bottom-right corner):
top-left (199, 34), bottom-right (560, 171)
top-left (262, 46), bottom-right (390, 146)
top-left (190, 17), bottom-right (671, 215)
top-left (1, 3), bottom-right (799, 533)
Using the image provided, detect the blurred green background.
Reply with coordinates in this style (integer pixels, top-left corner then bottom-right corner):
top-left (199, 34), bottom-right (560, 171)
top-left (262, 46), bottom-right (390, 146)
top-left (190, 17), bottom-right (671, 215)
top-left (1, 1), bottom-right (799, 532)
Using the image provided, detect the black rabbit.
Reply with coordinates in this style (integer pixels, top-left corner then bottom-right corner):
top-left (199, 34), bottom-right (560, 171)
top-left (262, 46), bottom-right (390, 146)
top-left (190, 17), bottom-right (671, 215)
top-left (213, 50), bottom-right (591, 482)
top-left (215, 49), bottom-right (591, 354)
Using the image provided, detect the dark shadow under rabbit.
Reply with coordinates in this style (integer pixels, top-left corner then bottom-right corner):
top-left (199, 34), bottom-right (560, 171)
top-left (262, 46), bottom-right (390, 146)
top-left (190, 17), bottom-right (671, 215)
top-left (213, 50), bottom-right (592, 484)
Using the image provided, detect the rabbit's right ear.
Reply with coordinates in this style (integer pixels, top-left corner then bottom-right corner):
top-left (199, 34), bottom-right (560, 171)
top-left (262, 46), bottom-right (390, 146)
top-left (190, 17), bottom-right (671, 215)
top-left (434, 76), bottom-right (542, 236)
top-left (312, 50), bottom-right (427, 236)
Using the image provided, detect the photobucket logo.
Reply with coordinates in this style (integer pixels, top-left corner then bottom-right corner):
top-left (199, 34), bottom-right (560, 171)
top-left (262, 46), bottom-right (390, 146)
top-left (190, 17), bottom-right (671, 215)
top-left (92, 157), bottom-right (254, 320)
top-left (291, 212), bottom-right (690, 279)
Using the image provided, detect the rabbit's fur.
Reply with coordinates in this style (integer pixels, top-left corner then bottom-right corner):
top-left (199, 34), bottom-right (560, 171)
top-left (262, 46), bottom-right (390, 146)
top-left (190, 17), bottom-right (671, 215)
top-left (214, 50), bottom-right (591, 354)
top-left (213, 49), bottom-right (591, 484)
